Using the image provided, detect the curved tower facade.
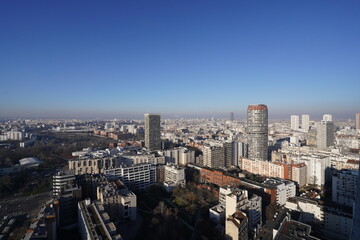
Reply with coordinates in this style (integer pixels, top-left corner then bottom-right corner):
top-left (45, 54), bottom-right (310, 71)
top-left (247, 104), bottom-right (268, 161)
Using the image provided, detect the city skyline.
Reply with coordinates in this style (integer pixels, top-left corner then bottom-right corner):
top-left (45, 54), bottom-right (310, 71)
top-left (1, 1), bottom-right (359, 119)
top-left (0, 110), bottom-right (359, 121)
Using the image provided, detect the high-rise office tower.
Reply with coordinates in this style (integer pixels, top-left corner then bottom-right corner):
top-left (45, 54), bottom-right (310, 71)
top-left (230, 112), bottom-right (234, 121)
top-left (323, 114), bottom-right (332, 122)
top-left (356, 113), bottom-right (360, 130)
top-left (302, 114), bottom-right (310, 132)
top-left (291, 115), bottom-right (299, 131)
top-left (247, 104), bottom-right (268, 161)
top-left (317, 120), bottom-right (334, 149)
top-left (144, 113), bottom-right (161, 150)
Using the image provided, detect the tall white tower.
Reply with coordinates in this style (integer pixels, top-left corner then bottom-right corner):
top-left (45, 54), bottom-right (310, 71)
top-left (291, 115), bottom-right (299, 131)
top-left (302, 114), bottom-right (310, 132)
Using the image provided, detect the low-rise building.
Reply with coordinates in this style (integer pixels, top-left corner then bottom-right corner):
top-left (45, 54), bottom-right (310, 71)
top-left (199, 167), bottom-right (242, 187)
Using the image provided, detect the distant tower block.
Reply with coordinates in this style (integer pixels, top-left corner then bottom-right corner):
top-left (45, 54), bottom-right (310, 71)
top-left (144, 113), bottom-right (161, 150)
top-left (323, 114), bottom-right (332, 122)
top-left (247, 104), bottom-right (268, 161)
top-left (302, 114), bottom-right (310, 132)
top-left (230, 112), bottom-right (234, 121)
top-left (291, 115), bottom-right (299, 131)
top-left (356, 113), bottom-right (360, 130)
top-left (316, 120), bottom-right (334, 149)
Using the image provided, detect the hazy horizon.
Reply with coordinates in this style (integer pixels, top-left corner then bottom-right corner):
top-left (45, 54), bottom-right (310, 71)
top-left (0, 108), bottom-right (357, 121)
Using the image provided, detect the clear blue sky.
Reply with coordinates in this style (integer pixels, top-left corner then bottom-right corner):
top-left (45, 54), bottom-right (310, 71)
top-left (1, 0), bottom-right (359, 119)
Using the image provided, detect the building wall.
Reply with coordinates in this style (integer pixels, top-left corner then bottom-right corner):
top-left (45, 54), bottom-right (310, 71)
top-left (291, 163), bottom-right (307, 186)
top-left (123, 154), bottom-right (165, 165)
top-left (202, 145), bottom-right (225, 169)
top-left (286, 197), bottom-right (353, 240)
top-left (332, 169), bottom-right (358, 207)
top-left (300, 156), bottom-right (331, 186)
top-left (241, 158), bottom-right (284, 179)
top-left (224, 142), bottom-right (236, 168)
top-left (69, 157), bottom-right (119, 175)
top-left (200, 168), bottom-right (241, 187)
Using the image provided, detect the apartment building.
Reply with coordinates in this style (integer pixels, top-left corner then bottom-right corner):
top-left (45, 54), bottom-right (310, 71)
top-left (286, 197), bottom-right (353, 240)
top-left (105, 164), bottom-right (156, 191)
top-left (97, 179), bottom-right (137, 222)
top-left (332, 169), bottom-right (358, 207)
top-left (163, 147), bottom-right (195, 165)
top-left (164, 163), bottom-right (185, 185)
top-left (226, 211), bottom-right (248, 240)
top-left (210, 185), bottom-right (262, 237)
top-left (297, 155), bottom-right (331, 186)
top-left (262, 178), bottom-right (296, 206)
top-left (78, 199), bottom-right (122, 240)
top-left (121, 154), bottom-right (165, 165)
top-left (240, 158), bottom-right (284, 179)
top-left (69, 157), bottom-right (120, 175)
top-left (52, 171), bottom-right (82, 226)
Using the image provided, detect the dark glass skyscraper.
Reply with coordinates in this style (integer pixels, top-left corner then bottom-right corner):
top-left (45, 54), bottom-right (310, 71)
top-left (247, 104), bottom-right (268, 161)
top-left (144, 113), bottom-right (161, 150)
